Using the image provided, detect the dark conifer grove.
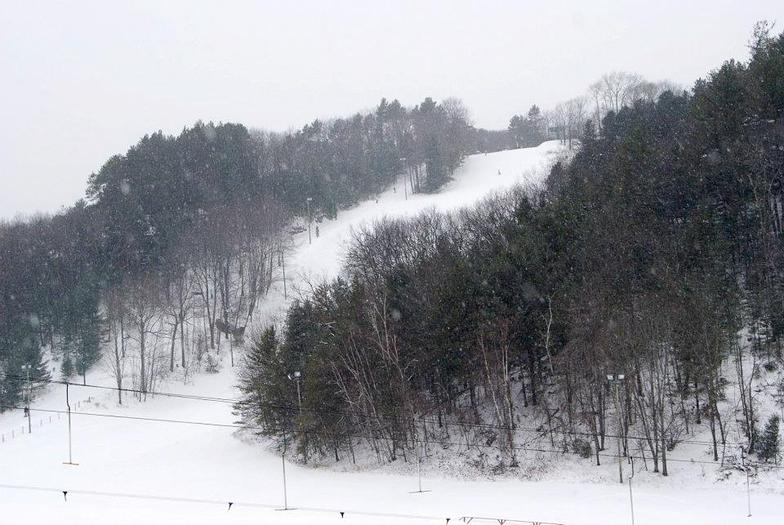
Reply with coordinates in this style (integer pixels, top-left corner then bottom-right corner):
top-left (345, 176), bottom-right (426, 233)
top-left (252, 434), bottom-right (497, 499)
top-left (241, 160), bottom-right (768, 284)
top-left (235, 26), bottom-right (784, 472)
top-left (1, 97), bottom-right (474, 408)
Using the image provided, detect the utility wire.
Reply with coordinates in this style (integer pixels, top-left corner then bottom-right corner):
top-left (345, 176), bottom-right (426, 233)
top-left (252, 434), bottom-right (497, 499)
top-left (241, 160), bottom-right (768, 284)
top-left (1, 372), bottom-right (746, 448)
top-left (0, 483), bottom-right (461, 523)
top-left (1, 403), bottom-right (773, 470)
top-left (0, 481), bottom-right (569, 524)
top-left (2, 373), bottom-right (238, 404)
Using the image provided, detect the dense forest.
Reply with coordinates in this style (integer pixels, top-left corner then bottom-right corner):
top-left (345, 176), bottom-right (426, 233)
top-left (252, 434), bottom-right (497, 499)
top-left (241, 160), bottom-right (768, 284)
top-left (235, 26), bottom-right (784, 473)
top-left (0, 97), bottom-right (476, 408)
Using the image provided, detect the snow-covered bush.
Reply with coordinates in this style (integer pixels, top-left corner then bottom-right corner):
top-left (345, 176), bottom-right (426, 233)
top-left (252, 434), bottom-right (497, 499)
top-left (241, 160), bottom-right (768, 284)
top-left (204, 353), bottom-right (221, 374)
top-left (569, 438), bottom-right (592, 458)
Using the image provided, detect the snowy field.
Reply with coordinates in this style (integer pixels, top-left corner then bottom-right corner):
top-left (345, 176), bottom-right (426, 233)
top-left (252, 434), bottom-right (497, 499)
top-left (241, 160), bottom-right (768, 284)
top-left (2, 142), bottom-right (783, 525)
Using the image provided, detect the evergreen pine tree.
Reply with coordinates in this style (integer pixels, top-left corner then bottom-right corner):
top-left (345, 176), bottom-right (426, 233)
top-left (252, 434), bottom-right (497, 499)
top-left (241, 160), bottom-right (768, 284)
top-left (0, 315), bottom-right (51, 409)
top-left (73, 309), bottom-right (103, 385)
top-left (61, 356), bottom-right (74, 379)
top-left (424, 135), bottom-right (446, 191)
top-left (234, 326), bottom-right (290, 434)
top-left (757, 414), bottom-right (780, 463)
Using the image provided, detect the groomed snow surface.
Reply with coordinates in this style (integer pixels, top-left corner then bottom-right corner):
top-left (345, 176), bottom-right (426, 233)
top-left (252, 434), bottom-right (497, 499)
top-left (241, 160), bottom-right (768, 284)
top-left (2, 142), bottom-right (783, 524)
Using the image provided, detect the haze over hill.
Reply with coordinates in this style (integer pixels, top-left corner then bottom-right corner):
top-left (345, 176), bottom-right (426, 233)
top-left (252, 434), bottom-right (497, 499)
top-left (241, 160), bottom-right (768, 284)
top-left (2, 1), bottom-right (782, 218)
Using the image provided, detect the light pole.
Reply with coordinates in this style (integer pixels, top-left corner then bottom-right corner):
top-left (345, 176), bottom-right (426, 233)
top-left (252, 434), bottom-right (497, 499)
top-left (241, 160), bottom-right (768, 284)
top-left (409, 444), bottom-right (431, 494)
top-left (63, 383), bottom-right (78, 465)
top-left (21, 364), bottom-right (32, 434)
top-left (278, 429), bottom-right (290, 511)
top-left (306, 197), bottom-right (313, 245)
top-left (288, 371), bottom-right (302, 412)
top-left (628, 456), bottom-right (636, 525)
top-left (607, 373), bottom-right (626, 484)
top-left (741, 447), bottom-right (751, 517)
top-left (288, 371), bottom-right (305, 463)
top-left (277, 372), bottom-right (299, 510)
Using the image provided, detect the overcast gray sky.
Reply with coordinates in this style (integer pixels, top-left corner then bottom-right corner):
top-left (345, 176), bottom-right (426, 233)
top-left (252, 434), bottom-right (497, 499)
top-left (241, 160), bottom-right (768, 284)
top-left (2, 0), bottom-right (782, 219)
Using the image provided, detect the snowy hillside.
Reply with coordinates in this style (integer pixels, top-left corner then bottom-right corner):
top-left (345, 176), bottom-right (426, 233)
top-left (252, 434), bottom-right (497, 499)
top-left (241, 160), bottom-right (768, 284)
top-left (1, 143), bottom-right (782, 525)
top-left (257, 141), bottom-right (565, 325)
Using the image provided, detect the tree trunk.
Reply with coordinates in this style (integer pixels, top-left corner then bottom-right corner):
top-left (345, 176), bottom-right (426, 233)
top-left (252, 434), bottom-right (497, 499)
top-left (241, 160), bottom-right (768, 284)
top-left (180, 314), bottom-right (187, 369)
top-left (169, 319), bottom-right (178, 372)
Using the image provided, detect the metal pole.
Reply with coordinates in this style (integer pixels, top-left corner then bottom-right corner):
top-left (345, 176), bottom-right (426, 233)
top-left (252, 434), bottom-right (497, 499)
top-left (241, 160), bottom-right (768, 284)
top-left (294, 374), bottom-right (307, 464)
top-left (746, 464), bottom-right (751, 517)
top-left (306, 198), bottom-right (312, 245)
top-left (628, 476), bottom-right (635, 525)
top-left (418, 456), bottom-right (422, 492)
top-left (67, 383), bottom-right (73, 462)
top-left (615, 382), bottom-right (623, 484)
top-left (282, 432), bottom-right (289, 510)
top-left (409, 441), bottom-right (430, 494)
top-left (25, 366), bottom-right (32, 434)
top-left (739, 449), bottom-right (752, 518)
top-left (63, 383), bottom-right (77, 465)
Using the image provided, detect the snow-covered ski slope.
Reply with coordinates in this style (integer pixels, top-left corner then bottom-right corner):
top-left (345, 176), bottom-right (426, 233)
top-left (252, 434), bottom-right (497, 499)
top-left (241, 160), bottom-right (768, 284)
top-left (257, 141), bottom-right (564, 324)
top-left (1, 142), bottom-right (782, 525)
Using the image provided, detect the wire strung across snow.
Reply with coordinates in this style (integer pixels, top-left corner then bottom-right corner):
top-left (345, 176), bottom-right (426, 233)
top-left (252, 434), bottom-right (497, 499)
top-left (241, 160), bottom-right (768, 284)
top-left (0, 402), bottom-right (775, 470)
top-left (1, 373), bottom-right (747, 448)
top-left (0, 482), bottom-right (468, 523)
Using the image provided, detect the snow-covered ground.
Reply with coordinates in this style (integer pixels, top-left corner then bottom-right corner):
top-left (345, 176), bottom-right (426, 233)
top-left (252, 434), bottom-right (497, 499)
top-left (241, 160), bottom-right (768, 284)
top-left (2, 142), bottom-right (783, 525)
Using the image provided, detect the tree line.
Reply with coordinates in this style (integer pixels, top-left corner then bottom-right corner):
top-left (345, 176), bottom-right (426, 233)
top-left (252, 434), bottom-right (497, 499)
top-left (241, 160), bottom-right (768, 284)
top-left (508, 72), bottom-right (680, 151)
top-left (0, 97), bottom-right (474, 409)
top-left (236, 25), bottom-right (784, 472)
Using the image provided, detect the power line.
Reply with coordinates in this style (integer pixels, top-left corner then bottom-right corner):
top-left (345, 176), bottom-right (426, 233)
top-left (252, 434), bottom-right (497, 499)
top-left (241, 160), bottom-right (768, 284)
top-left (234, 396), bottom-right (746, 449)
top-left (2, 373), bottom-right (238, 404)
top-left (1, 404), bottom-right (240, 430)
top-left (0, 483), bottom-right (459, 523)
top-left (3, 372), bottom-right (745, 448)
top-left (1, 403), bottom-right (773, 470)
top-left (0, 399), bottom-right (763, 524)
